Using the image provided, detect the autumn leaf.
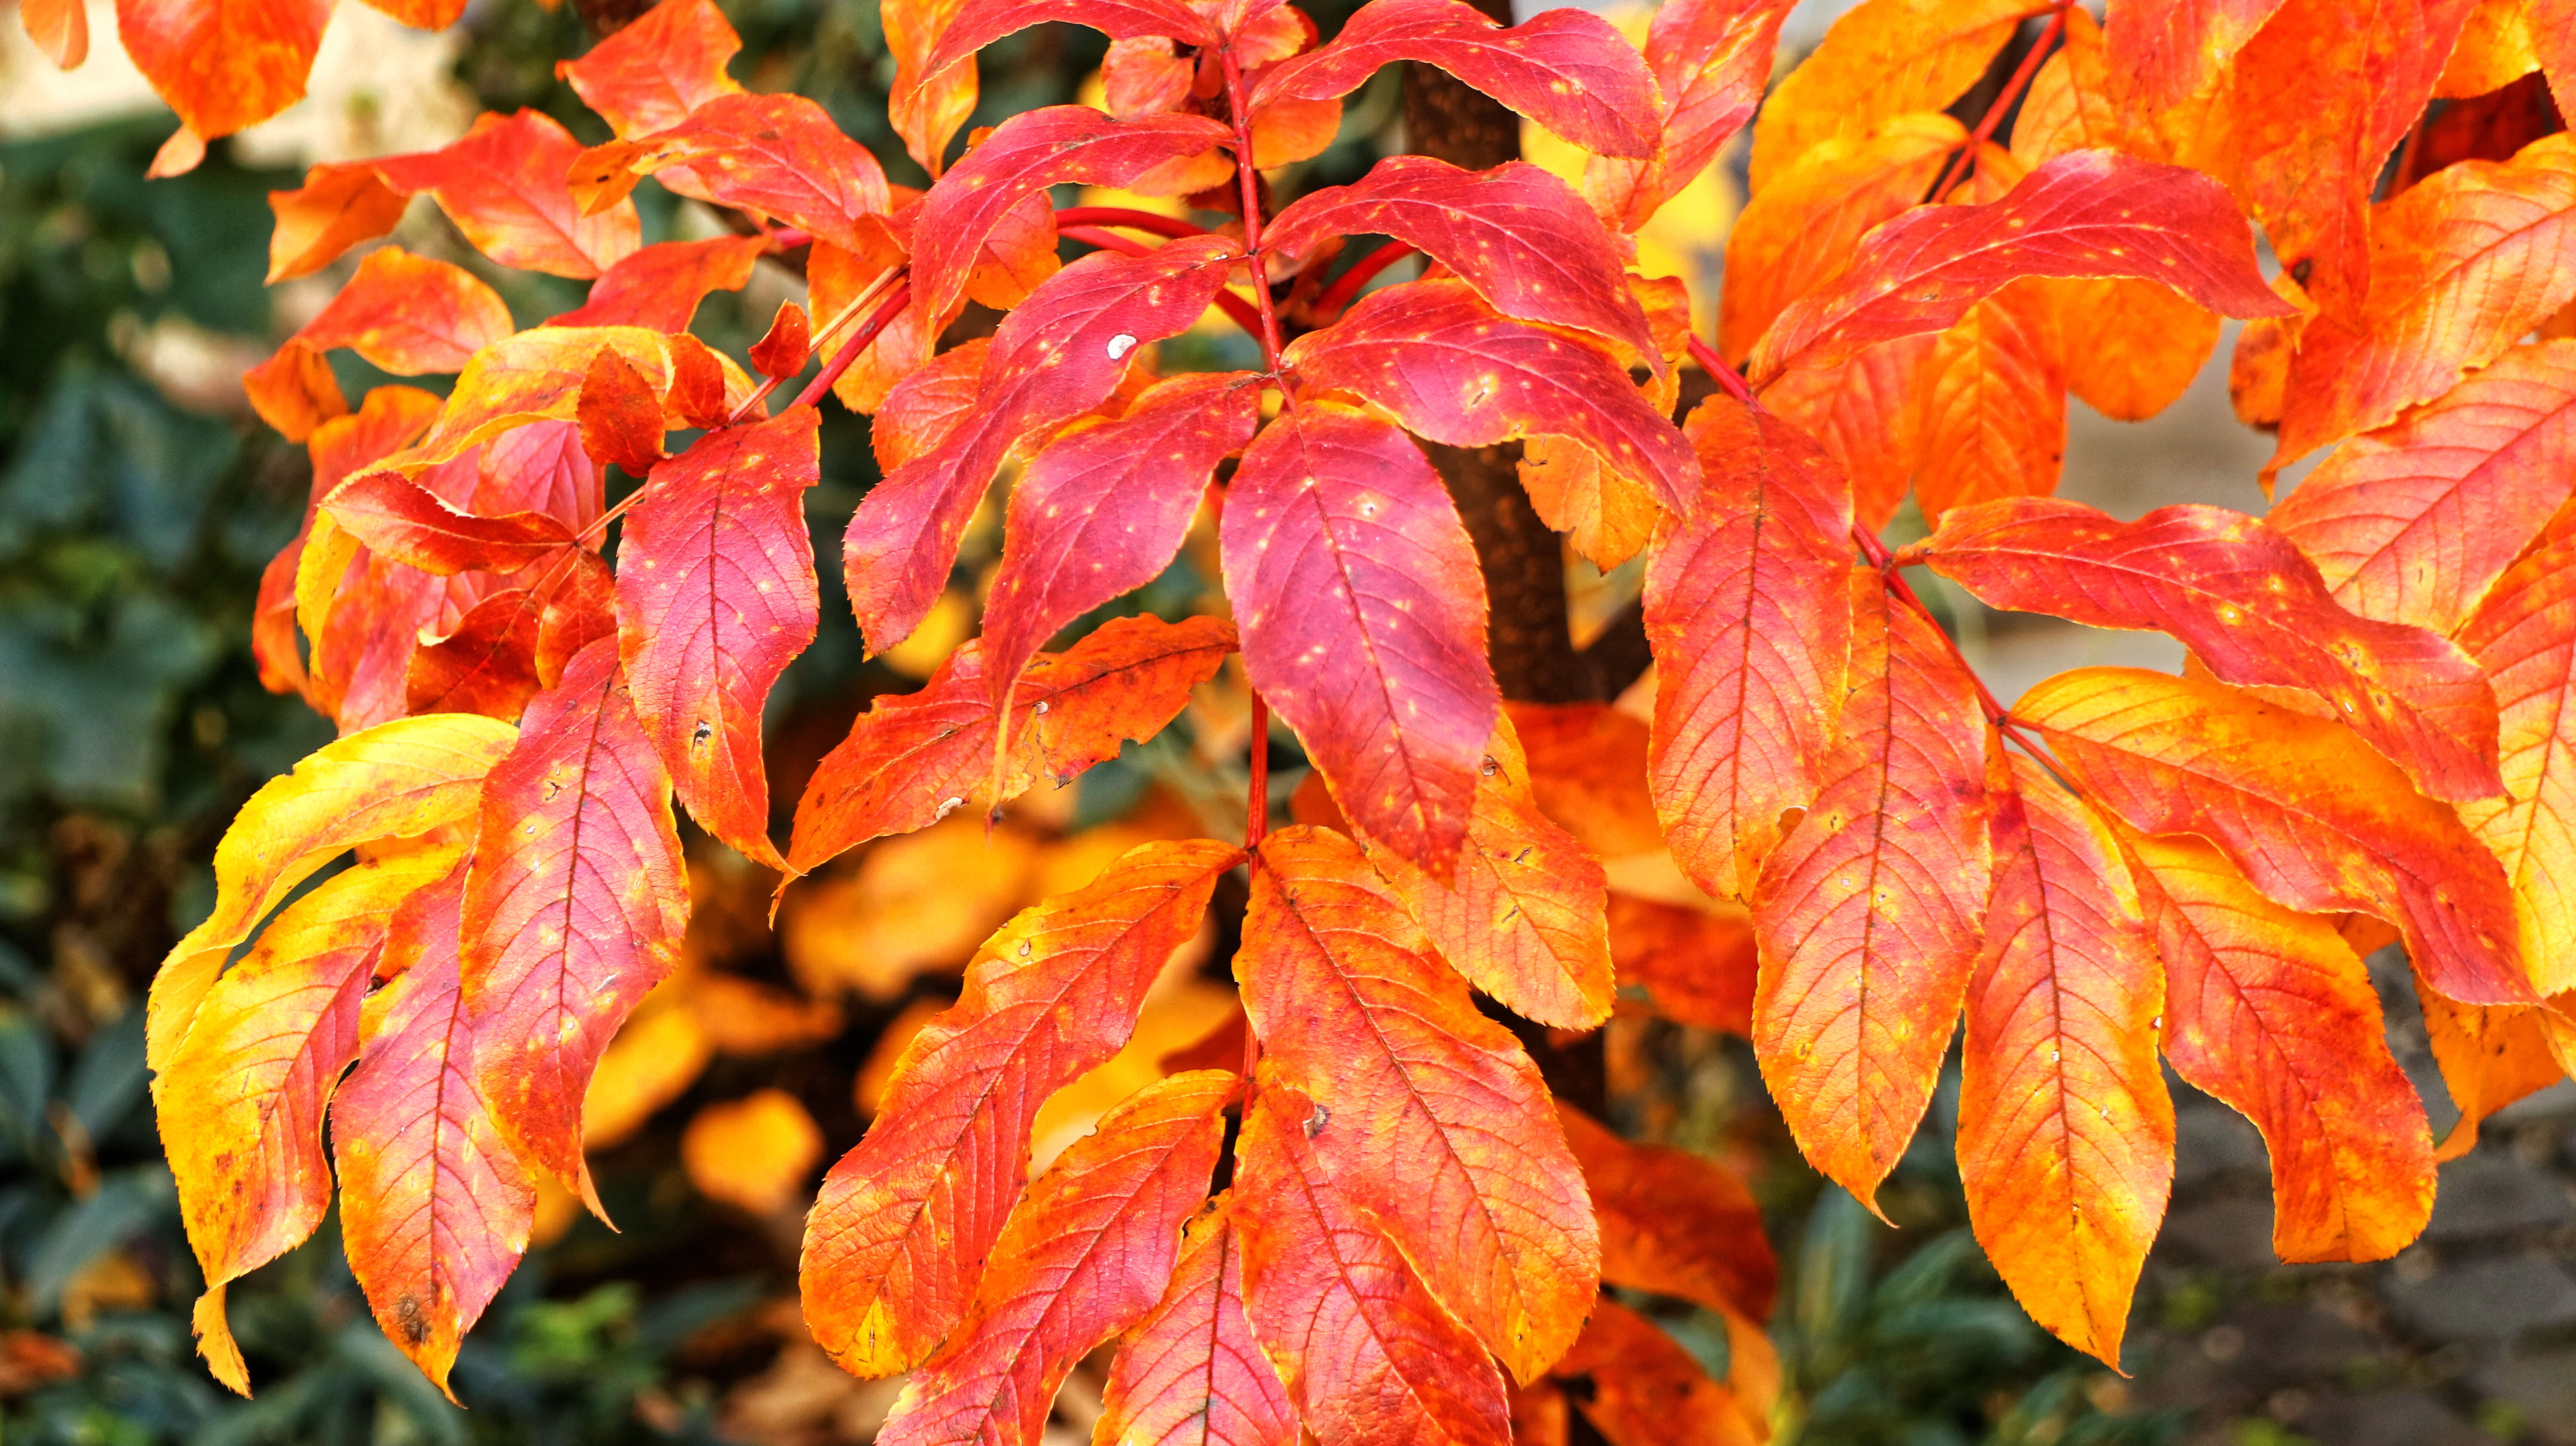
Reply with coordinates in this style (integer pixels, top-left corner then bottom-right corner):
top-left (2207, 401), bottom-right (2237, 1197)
top-left (1759, 334), bottom-right (1938, 531)
top-left (554, 0), bottom-right (744, 137)
top-left (2269, 340), bottom-right (2576, 635)
top-left (908, 108), bottom-right (1233, 322)
top-left (163, 844), bottom-right (464, 1394)
top-left (1559, 1106), bottom-right (1774, 1320)
top-left (1096, 1199), bottom-right (1297, 1446)
top-left (790, 615), bottom-right (1233, 873)
top-left (844, 235), bottom-right (1239, 654)
top-left (548, 235), bottom-right (770, 332)
top-left (922, 0), bottom-right (1215, 80)
top-left (243, 248), bottom-right (514, 441)
top-left (1239, 826), bottom-right (1597, 1383)
top-left (333, 856), bottom-right (538, 1397)
top-left (21, 0), bottom-right (85, 68)
top-left (390, 328), bottom-right (708, 473)
top-left (1585, 0), bottom-right (1794, 232)
top-left (2102, 0), bottom-right (2286, 116)
top-left (571, 94), bottom-right (895, 260)
top-left (145, 713), bottom-right (516, 1081)
top-left (265, 160), bottom-right (413, 283)
top-left (458, 641), bottom-right (689, 1206)
top-left (1958, 753), bottom-right (2172, 1367)
top-left (1343, 709), bottom-right (1616, 1029)
top-left (871, 339), bottom-right (990, 471)
top-left (114, 0), bottom-right (328, 140)
top-left (2120, 827), bottom-right (2436, 1261)
top-left (979, 371), bottom-right (1260, 720)
top-left (682, 1089), bottom-right (825, 1214)
top-left (1647, 395), bottom-right (1854, 903)
top-left (1233, 1084), bottom-right (1513, 1446)
top-left (2415, 980), bottom-right (2573, 1158)
top-left (2266, 136), bottom-right (2576, 478)
top-left (802, 838), bottom-right (1238, 1376)
top-left (615, 408), bottom-right (822, 870)
top-left (1907, 283), bottom-right (2067, 519)
top-left (2458, 522), bottom-right (2576, 996)
top-left (373, 109), bottom-right (642, 279)
top-left (1608, 894), bottom-right (1759, 1035)
top-left (2014, 667), bottom-right (2533, 1007)
top-left (875, 1071), bottom-right (1233, 1446)
top-left (1220, 404), bottom-right (1499, 878)
top-left (1549, 1300), bottom-right (1764, 1446)
top-left (1252, 0), bottom-right (1658, 158)
top-left (322, 471), bottom-right (577, 577)
top-left (1264, 156), bottom-right (1662, 368)
top-left (1746, 149), bottom-right (2290, 383)
top-left (1745, 0), bottom-right (2046, 190)
top-left (1907, 497), bottom-right (2506, 802)
top-left (1752, 571), bottom-right (1991, 1211)
top-left (1285, 279), bottom-right (1701, 512)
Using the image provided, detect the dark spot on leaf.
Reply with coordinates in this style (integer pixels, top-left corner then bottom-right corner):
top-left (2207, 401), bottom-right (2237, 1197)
top-left (393, 1293), bottom-right (431, 1345)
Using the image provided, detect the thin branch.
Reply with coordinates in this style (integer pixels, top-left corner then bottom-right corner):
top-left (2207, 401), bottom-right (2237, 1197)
top-left (1052, 206), bottom-right (1215, 240)
top-left (1929, 2), bottom-right (2072, 204)
top-left (1313, 239), bottom-right (1416, 320)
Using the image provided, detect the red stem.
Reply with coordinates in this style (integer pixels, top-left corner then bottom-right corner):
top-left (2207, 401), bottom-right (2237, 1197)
top-left (1053, 206), bottom-right (1214, 240)
top-left (1686, 333), bottom-right (1754, 403)
top-left (1245, 691), bottom-right (1270, 850)
top-left (793, 282), bottom-right (912, 410)
top-left (1314, 239), bottom-right (1416, 320)
top-left (1929, 2), bottom-right (2071, 204)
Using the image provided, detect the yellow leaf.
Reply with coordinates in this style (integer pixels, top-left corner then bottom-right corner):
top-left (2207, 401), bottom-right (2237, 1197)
top-left (684, 1089), bottom-right (825, 1214)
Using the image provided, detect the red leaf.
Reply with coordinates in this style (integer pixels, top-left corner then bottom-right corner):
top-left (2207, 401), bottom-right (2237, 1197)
top-left (908, 107), bottom-right (1233, 323)
top-left (1588, 0), bottom-right (1794, 230)
top-left (1252, 0), bottom-right (1658, 159)
top-left (573, 94), bottom-right (895, 259)
top-left (872, 339), bottom-right (990, 471)
top-left (1096, 1201), bottom-right (1297, 1446)
top-left (1221, 405), bottom-right (1498, 878)
top-left (1957, 755), bottom-right (2172, 1366)
top-left (458, 641), bottom-right (688, 1205)
top-left (801, 838), bottom-right (1239, 1375)
top-left (243, 248), bottom-right (513, 441)
top-left (334, 857), bottom-right (538, 1395)
top-left (265, 161), bottom-right (410, 283)
top-left (2269, 341), bottom-right (2576, 636)
top-left (405, 587), bottom-right (544, 720)
top-left (372, 110), bottom-right (641, 280)
top-left (842, 236), bottom-right (1238, 653)
top-left (548, 235), bottom-right (769, 331)
top-left (981, 370), bottom-right (1260, 717)
top-left (1907, 497), bottom-right (2506, 803)
top-left (790, 615), bottom-right (1233, 872)
top-left (114, 0), bottom-right (328, 140)
top-left (1647, 396), bottom-right (1855, 903)
top-left (1285, 278), bottom-right (1700, 513)
top-left (1265, 156), bottom-right (1662, 368)
top-left (2016, 668), bottom-right (2534, 1008)
top-left (2460, 525), bottom-right (2576, 997)
top-left (477, 420), bottom-right (607, 533)
top-left (875, 1072), bottom-right (1233, 1446)
top-left (1233, 1084), bottom-right (1513, 1446)
top-left (923, 0), bottom-right (1215, 78)
top-left (1746, 149), bottom-right (2289, 383)
top-left (1560, 1106), bottom-right (1775, 1320)
top-left (577, 345), bottom-right (667, 475)
top-left (323, 472), bottom-right (577, 576)
top-left (616, 408), bottom-right (822, 870)
top-left (1751, 571), bottom-right (1992, 1209)
top-left (1241, 826), bottom-right (1598, 1382)
top-left (2123, 828), bottom-right (2436, 1262)
top-left (554, 0), bottom-right (744, 137)
top-left (1759, 334), bottom-right (1938, 532)
top-left (750, 301), bottom-right (813, 378)
top-left (1608, 895), bottom-right (1758, 1035)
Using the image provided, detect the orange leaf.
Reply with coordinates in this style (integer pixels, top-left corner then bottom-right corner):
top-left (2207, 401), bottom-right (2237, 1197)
top-left (265, 161), bottom-right (410, 283)
top-left (1907, 282), bottom-right (2067, 522)
top-left (750, 301), bottom-right (812, 378)
top-left (1519, 435), bottom-right (1663, 572)
top-left (886, 0), bottom-right (980, 175)
top-left (573, 94), bottom-right (896, 259)
top-left (1607, 894), bottom-right (1757, 1036)
top-left (800, 838), bottom-right (1238, 1376)
top-left (2459, 521), bottom-right (2576, 996)
top-left (1097, 1200), bottom-right (1297, 1446)
top-left (615, 409), bottom-right (822, 870)
top-left (1549, 1299), bottom-right (1763, 1446)
top-left (459, 641), bottom-right (689, 1206)
top-left (2271, 340), bottom-right (2576, 635)
top-left (243, 248), bottom-right (512, 441)
top-left (576, 345), bottom-right (666, 474)
top-left (1910, 497), bottom-right (2507, 802)
top-left (372, 109), bottom-right (641, 279)
top-left (1958, 754), bottom-right (2172, 1367)
top-left (2266, 134), bottom-right (2576, 477)
top-left (1559, 1106), bottom-right (1775, 1320)
top-left (555, 0), bottom-right (744, 137)
top-left (2121, 827), bottom-right (2436, 1261)
top-left (20, 0), bottom-right (87, 67)
top-left (1582, 0), bottom-right (1795, 232)
top-left (870, 339), bottom-right (990, 471)
top-left (1646, 395), bottom-right (1854, 903)
top-left (1240, 826), bottom-right (1597, 1382)
top-left (790, 615), bottom-right (1232, 874)
top-left (549, 235), bottom-right (770, 332)
top-left (1759, 335), bottom-right (1938, 532)
top-left (1233, 1085), bottom-right (1513, 1446)
top-left (333, 857), bottom-right (538, 1397)
top-left (1745, 0), bottom-right (2045, 190)
top-left (322, 471), bottom-right (577, 577)
top-left (144, 714), bottom-right (516, 1081)
top-left (2416, 978), bottom-right (2573, 1158)
top-left (2015, 668), bottom-right (2533, 1007)
top-left (2541, 0), bottom-right (2576, 116)
top-left (683, 1089), bottom-right (825, 1214)
top-left (391, 328), bottom-right (711, 473)
top-left (1751, 571), bottom-right (1991, 1209)
top-left (163, 845), bottom-right (464, 1392)
top-left (876, 1071), bottom-right (1233, 1446)
top-left (2101, 0), bottom-right (2285, 116)
top-left (1346, 709), bottom-right (1615, 1029)
top-left (114, 0), bottom-right (328, 140)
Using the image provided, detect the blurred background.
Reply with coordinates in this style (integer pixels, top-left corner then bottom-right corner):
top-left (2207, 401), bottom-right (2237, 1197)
top-left (1, 1), bottom-right (2573, 1442)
